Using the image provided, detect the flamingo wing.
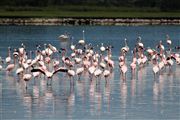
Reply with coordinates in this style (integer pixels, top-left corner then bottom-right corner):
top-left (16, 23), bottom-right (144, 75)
top-left (31, 68), bottom-right (45, 75)
top-left (53, 67), bottom-right (68, 74)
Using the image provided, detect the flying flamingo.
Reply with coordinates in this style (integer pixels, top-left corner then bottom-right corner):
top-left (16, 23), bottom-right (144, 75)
top-left (31, 67), bottom-right (68, 85)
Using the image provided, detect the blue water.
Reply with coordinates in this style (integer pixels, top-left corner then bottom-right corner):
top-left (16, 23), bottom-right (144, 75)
top-left (0, 25), bottom-right (180, 119)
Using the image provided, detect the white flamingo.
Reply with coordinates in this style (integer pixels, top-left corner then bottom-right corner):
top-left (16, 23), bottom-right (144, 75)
top-left (23, 73), bottom-right (32, 89)
top-left (103, 69), bottom-right (110, 83)
top-left (121, 38), bottom-right (129, 53)
top-left (78, 30), bottom-right (85, 45)
top-left (76, 67), bottom-right (84, 80)
top-left (100, 43), bottom-right (106, 52)
top-left (6, 47), bottom-right (11, 64)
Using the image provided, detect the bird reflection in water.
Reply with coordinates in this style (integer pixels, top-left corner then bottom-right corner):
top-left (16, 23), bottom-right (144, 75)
top-left (32, 85), bottom-right (39, 98)
top-left (120, 80), bottom-right (127, 108)
top-left (41, 86), bottom-right (55, 118)
top-left (130, 78), bottom-right (136, 108)
top-left (23, 92), bottom-right (32, 119)
top-left (159, 74), bottom-right (165, 106)
top-left (131, 78), bottom-right (136, 97)
top-left (39, 79), bottom-right (46, 96)
top-left (137, 68), bottom-right (146, 96)
top-left (167, 73), bottom-right (174, 101)
top-left (89, 79), bottom-right (96, 115)
top-left (76, 79), bottom-right (86, 103)
top-left (94, 83), bottom-right (102, 115)
top-left (153, 80), bottom-right (159, 105)
top-left (120, 80), bottom-right (127, 119)
top-left (67, 85), bottom-right (75, 119)
top-left (104, 78), bottom-right (111, 112)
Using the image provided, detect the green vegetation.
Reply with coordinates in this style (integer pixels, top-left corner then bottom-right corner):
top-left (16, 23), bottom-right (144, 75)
top-left (0, 0), bottom-right (179, 18)
top-left (0, 5), bottom-right (179, 18)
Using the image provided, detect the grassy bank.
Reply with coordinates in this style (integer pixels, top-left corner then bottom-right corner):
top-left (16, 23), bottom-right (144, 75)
top-left (0, 5), bottom-right (179, 18)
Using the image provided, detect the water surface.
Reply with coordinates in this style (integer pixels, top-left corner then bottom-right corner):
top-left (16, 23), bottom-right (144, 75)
top-left (0, 25), bottom-right (180, 119)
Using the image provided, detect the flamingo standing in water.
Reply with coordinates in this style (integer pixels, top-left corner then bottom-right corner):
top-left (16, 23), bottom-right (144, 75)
top-left (76, 66), bottom-right (84, 80)
top-left (6, 47), bottom-right (11, 64)
top-left (78, 30), bottom-right (85, 45)
top-left (0, 57), bottom-right (3, 71)
top-left (121, 38), bottom-right (129, 54)
top-left (23, 73), bottom-right (32, 89)
top-left (67, 69), bottom-right (76, 86)
top-left (152, 54), bottom-right (159, 78)
top-left (103, 69), bottom-right (110, 84)
top-left (166, 34), bottom-right (172, 48)
top-left (94, 68), bottom-right (103, 84)
top-left (130, 48), bottom-right (137, 76)
top-left (6, 48), bottom-right (16, 73)
top-left (119, 51), bottom-right (127, 80)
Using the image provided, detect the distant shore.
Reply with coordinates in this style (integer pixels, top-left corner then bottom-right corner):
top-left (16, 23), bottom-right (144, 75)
top-left (0, 17), bottom-right (180, 25)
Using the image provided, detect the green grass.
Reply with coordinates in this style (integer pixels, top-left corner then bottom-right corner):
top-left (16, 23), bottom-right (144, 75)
top-left (0, 5), bottom-right (179, 18)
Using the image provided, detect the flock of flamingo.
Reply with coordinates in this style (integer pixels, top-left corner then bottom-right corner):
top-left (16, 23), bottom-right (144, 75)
top-left (0, 33), bottom-right (179, 89)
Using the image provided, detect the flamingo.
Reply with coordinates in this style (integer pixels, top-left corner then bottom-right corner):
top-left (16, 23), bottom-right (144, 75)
top-left (171, 53), bottom-right (180, 64)
top-left (6, 63), bottom-right (15, 72)
top-left (6, 47), bottom-right (11, 64)
top-left (13, 49), bottom-right (19, 64)
top-left (67, 69), bottom-right (76, 85)
top-left (121, 64), bottom-right (128, 80)
top-left (166, 56), bottom-right (174, 71)
top-left (74, 57), bottom-right (82, 64)
top-left (19, 43), bottom-right (25, 57)
top-left (156, 40), bottom-right (165, 55)
top-left (103, 69), bottom-right (110, 83)
top-left (23, 73), bottom-right (32, 89)
top-left (48, 44), bottom-right (57, 53)
top-left (16, 67), bottom-right (24, 75)
top-left (53, 59), bottom-right (60, 69)
top-left (119, 51), bottom-right (127, 80)
top-left (94, 69), bottom-right (102, 78)
top-left (70, 43), bottom-right (76, 51)
top-left (166, 34), bottom-right (172, 46)
top-left (78, 30), bottom-right (85, 45)
top-left (119, 53), bottom-right (125, 68)
top-left (152, 54), bottom-right (159, 78)
top-left (76, 67), bottom-right (84, 80)
top-left (0, 64), bottom-right (2, 71)
top-left (0, 57), bottom-right (3, 71)
top-left (94, 68), bottom-right (103, 84)
top-left (100, 43), bottom-right (106, 52)
top-left (130, 48), bottom-right (137, 74)
top-left (88, 65), bottom-right (96, 77)
top-left (27, 51), bottom-right (32, 65)
top-left (153, 65), bottom-right (159, 77)
top-left (31, 67), bottom-right (68, 79)
top-left (121, 38), bottom-right (129, 53)
top-left (83, 56), bottom-right (90, 69)
top-left (137, 36), bottom-right (144, 49)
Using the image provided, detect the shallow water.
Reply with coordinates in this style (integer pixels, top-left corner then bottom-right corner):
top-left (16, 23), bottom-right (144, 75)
top-left (0, 25), bottom-right (180, 119)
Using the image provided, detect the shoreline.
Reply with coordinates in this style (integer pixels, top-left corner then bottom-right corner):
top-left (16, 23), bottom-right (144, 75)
top-left (0, 17), bottom-right (180, 25)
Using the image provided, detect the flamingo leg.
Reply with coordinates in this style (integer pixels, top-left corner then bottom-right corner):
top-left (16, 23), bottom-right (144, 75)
top-left (25, 81), bottom-right (27, 90)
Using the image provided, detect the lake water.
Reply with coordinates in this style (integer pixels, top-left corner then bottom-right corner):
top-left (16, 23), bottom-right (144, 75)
top-left (0, 25), bottom-right (180, 119)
